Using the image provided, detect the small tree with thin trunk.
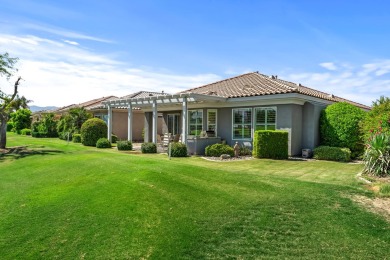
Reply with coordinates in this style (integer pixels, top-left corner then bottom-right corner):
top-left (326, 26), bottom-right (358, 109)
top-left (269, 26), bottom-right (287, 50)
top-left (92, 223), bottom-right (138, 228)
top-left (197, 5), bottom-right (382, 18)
top-left (0, 53), bottom-right (29, 149)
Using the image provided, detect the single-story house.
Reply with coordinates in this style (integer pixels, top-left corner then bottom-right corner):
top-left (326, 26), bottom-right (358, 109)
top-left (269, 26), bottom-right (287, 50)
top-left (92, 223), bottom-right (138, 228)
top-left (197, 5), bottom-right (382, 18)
top-left (103, 72), bottom-right (370, 155)
top-left (36, 92), bottom-right (167, 141)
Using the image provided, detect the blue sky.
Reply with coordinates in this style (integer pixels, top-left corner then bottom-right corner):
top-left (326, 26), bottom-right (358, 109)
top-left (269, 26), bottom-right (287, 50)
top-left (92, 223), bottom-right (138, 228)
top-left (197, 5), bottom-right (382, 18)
top-left (0, 0), bottom-right (389, 106)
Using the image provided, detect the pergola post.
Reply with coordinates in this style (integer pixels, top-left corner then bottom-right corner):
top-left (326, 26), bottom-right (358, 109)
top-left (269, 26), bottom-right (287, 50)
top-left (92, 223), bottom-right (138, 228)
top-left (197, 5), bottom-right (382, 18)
top-left (152, 99), bottom-right (158, 144)
top-left (181, 97), bottom-right (187, 145)
top-left (107, 105), bottom-right (112, 142)
top-left (127, 103), bottom-right (133, 141)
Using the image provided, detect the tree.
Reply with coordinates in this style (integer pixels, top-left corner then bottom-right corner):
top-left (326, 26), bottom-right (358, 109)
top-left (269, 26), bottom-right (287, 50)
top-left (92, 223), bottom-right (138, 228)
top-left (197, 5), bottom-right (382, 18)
top-left (0, 53), bottom-right (28, 149)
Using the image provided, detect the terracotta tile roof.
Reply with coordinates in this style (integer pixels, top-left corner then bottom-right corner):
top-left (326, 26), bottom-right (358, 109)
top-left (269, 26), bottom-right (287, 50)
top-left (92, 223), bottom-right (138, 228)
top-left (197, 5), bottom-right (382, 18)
top-left (55, 96), bottom-right (118, 112)
top-left (181, 72), bottom-right (370, 110)
top-left (120, 91), bottom-right (169, 99)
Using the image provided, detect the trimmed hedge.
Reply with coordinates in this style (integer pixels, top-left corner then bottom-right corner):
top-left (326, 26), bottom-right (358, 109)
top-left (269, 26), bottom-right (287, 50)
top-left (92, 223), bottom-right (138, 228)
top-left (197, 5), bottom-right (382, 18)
top-left (320, 102), bottom-right (366, 158)
top-left (72, 134), bottom-right (82, 143)
top-left (205, 143), bottom-right (234, 157)
top-left (20, 128), bottom-right (31, 135)
top-left (313, 146), bottom-right (351, 162)
top-left (96, 138), bottom-right (111, 148)
top-left (141, 142), bottom-right (157, 153)
top-left (111, 134), bottom-right (118, 143)
top-left (169, 142), bottom-right (187, 157)
top-left (117, 140), bottom-right (133, 151)
top-left (80, 118), bottom-right (107, 146)
top-left (253, 130), bottom-right (288, 159)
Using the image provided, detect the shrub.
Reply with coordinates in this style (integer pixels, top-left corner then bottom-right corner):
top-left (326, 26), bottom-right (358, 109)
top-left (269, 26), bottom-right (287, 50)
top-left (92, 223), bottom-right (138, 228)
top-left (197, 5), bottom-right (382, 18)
top-left (141, 142), bottom-right (157, 153)
top-left (360, 96), bottom-right (390, 141)
top-left (111, 135), bottom-right (118, 143)
top-left (117, 140), bottom-right (133, 151)
top-left (253, 130), bottom-right (288, 159)
top-left (362, 133), bottom-right (390, 176)
top-left (169, 142), bottom-right (187, 157)
top-left (80, 118), bottom-right (107, 146)
top-left (320, 102), bottom-right (366, 158)
top-left (205, 143), bottom-right (234, 157)
top-left (10, 109), bottom-right (32, 133)
top-left (6, 121), bottom-right (14, 132)
top-left (313, 146), bottom-right (351, 162)
top-left (59, 131), bottom-right (72, 141)
top-left (96, 138), bottom-right (111, 148)
top-left (239, 145), bottom-right (252, 156)
top-left (72, 134), bottom-right (82, 143)
top-left (20, 128), bottom-right (31, 135)
top-left (31, 131), bottom-right (47, 138)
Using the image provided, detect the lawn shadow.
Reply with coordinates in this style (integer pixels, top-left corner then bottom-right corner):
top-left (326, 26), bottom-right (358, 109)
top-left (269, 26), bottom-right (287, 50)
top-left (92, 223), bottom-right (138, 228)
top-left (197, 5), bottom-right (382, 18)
top-left (0, 146), bottom-right (64, 161)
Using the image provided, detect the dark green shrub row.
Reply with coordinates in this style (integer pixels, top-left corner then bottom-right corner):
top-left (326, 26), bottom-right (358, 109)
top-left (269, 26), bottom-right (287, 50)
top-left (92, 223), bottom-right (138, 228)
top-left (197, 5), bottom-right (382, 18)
top-left (31, 132), bottom-right (48, 138)
top-left (20, 128), bottom-right (31, 135)
top-left (96, 138), bottom-right (111, 148)
top-left (253, 130), bottom-right (288, 159)
top-left (6, 122), bottom-right (14, 132)
top-left (117, 140), bottom-right (133, 151)
top-left (72, 134), bottom-right (82, 143)
top-left (81, 118), bottom-right (107, 146)
top-left (169, 142), bottom-right (187, 157)
top-left (111, 135), bottom-right (118, 144)
top-left (205, 143), bottom-right (234, 157)
top-left (313, 146), bottom-right (351, 162)
top-left (141, 142), bottom-right (157, 153)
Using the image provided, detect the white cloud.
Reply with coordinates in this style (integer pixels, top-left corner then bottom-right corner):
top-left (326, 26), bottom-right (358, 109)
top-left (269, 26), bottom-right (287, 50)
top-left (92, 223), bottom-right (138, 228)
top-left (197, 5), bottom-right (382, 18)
top-left (63, 40), bottom-right (79, 46)
top-left (319, 62), bottom-right (337, 71)
top-left (284, 61), bottom-right (390, 106)
top-left (0, 33), bottom-right (220, 107)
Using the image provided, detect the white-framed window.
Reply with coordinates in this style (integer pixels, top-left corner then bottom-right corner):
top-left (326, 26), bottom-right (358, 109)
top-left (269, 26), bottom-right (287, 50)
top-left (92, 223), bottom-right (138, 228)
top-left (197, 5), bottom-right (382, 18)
top-left (207, 109), bottom-right (217, 135)
top-left (254, 107), bottom-right (276, 131)
top-left (188, 109), bottom-right (203, 136)
top-left (232, 108), bottom-right (252, 139)
top-left (167, 114), bottom-right (180, 135)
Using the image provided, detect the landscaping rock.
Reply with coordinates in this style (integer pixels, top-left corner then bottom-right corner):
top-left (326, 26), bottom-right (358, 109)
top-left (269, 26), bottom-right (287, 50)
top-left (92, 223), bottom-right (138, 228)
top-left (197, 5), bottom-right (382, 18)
top-left (220, 154), bottom-right (231, 160)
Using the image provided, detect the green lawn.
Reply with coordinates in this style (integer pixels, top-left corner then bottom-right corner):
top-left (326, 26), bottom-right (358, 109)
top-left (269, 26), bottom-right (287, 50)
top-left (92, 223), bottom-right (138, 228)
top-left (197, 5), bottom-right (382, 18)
top-left (1, 133), bottom-right (389, 259)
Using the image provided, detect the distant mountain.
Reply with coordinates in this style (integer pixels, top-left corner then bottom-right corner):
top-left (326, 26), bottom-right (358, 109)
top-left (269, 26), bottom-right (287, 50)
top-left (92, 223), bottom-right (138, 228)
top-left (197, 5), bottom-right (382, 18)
top-left (29, 106), bottom-right (58, 112)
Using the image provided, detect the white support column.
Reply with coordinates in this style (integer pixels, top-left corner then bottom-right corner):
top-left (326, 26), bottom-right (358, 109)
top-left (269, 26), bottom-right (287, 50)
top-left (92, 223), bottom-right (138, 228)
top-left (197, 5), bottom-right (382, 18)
top-left (107, 105), bottom-right (112, 142)
top-left (152, 99), bottom-right (158, 144)
top-left (181, 97), bottom-right (187, 145)
top-left (127, 103), bottom-right (133, 141)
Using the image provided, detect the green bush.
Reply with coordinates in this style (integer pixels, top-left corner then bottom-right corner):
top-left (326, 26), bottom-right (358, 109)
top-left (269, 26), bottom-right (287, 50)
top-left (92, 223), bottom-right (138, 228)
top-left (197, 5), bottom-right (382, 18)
top-left (80, 118), bottom-right (107, 146)
top-left (253, 130), bottom-right (288, 159)
top-left (59, 131), bottom-right (72, 141)
top-left (10, 109), bottom-right (32, 133)
top-left (239, 145), bottom-right (252, 156)
top-left (320, 102), bottom-right (366, 158)
top-left (111, 135), bottom-right (118, 143)
top-left (205, 143), bottom-right (234, 157)
top-left (117, 140), bottom-right (133, 151)
top-left (6, 122), bottom-right (14, 132)
top-left (72, 134), bottom-right (82, 143)
top-left (362, 133), bottom-right (390, 176)
top-left (31, 131), bottom-right (48, 138)
top-left (169, 142), bottom-right (187, 157)
top-left (313, 146), bottom-right (351, 162)
top-left (96, 138), bottom-right (111, 148)
top-left (360, 96), bottom-right (390, 141)
top-left (20, 128), bottom-right (31, 135)
top-left (141, 142), bottom-right (157, 153)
